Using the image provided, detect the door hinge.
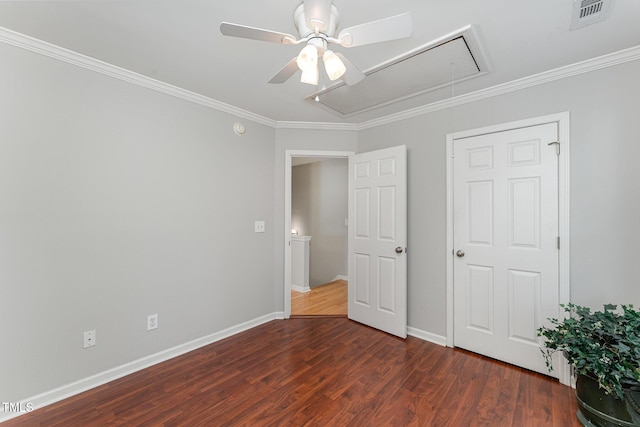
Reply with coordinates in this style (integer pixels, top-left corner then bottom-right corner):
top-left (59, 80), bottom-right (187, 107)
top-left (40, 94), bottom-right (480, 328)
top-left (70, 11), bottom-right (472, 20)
top-left (557, 236), bottom-right (560, 250)
top-left (548, 141), bottom-right (560, 156)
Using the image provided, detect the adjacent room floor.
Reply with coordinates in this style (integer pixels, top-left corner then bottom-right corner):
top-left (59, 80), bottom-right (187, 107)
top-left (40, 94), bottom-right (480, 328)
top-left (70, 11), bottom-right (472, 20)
top-left (291, 279), bottom-right (347, 316)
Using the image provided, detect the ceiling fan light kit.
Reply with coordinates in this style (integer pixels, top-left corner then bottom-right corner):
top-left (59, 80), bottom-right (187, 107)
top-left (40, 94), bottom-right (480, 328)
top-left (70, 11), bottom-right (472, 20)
top-left (295, 39), bottom-right (346, 85)
top-left (220, 0), bottom-right (413, 89)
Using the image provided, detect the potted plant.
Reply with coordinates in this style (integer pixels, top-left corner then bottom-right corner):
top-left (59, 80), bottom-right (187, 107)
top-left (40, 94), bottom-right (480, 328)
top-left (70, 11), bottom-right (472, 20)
top-left (538, 303), bottom-right (640, 427)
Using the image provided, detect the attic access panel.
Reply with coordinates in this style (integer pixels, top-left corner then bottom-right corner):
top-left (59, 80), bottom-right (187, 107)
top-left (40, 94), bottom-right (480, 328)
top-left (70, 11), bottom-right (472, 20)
top-left (306, 25), bottom-right (489, 117)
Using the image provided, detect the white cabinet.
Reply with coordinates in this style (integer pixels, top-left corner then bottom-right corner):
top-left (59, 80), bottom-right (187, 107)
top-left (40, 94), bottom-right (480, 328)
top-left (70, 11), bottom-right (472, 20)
top-left (291, 235), bottom-right (311, 293)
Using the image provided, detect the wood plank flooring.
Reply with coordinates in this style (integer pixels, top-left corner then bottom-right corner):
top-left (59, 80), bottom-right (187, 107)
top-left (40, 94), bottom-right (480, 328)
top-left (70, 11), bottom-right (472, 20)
top-left (291, 279), bottom-right (347, 316)
top-left (6, 318), bottom-right (580, 426)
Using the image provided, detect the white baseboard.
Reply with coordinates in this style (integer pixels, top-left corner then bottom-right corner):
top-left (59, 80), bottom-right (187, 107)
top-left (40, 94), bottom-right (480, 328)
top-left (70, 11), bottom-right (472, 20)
top-left (407, 326), bottom-right (447, 347)
top-left (291, 284), bottom-right (311, 293)
top-left (331, 275), bottom-right (348, 282)
top-left (0, 312), bottom-right (280, 423)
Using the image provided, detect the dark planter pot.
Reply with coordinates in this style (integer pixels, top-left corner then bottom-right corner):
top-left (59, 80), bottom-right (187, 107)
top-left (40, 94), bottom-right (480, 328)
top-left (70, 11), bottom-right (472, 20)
top-left (576, 374), bottom-right (640, 427)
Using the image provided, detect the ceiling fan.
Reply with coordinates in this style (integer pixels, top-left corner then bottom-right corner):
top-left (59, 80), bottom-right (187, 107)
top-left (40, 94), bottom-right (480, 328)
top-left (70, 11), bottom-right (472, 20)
top-left (220, 0), bottom-right (413, 87)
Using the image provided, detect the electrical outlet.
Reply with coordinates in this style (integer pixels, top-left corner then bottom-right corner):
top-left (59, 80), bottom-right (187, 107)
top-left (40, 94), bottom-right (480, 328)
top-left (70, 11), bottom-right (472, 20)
top-left (254, 220), bottom-right (265, 233)
top-left (83, 330), bottom-right (96, 348)
top-left (147, 314), bottom-right (158, 331)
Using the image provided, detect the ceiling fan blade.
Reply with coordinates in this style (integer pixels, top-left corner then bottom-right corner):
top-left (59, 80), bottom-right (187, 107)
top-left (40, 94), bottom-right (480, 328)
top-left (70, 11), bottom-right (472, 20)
top-left (268, 58), bottom-right (299, 84)
top-left (338, 13), bottom-right (413, 48)
top-left (220, 22), bottom-right (296, 44)
top-left (335, 53), bottom-right (365, 86)
top-left (304, 0), bottom-right (332, 33)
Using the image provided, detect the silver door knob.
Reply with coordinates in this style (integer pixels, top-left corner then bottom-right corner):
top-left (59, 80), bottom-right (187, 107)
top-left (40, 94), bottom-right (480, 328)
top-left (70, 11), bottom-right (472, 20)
top-left (395, 246), bottom-right (404, 254)
top-left (456, 250), bottom-right (465, 257)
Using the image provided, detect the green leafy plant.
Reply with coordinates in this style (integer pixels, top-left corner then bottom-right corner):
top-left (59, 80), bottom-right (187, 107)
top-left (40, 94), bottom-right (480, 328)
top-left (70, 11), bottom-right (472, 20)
top-left (538, 303), bottom-right (640, 399)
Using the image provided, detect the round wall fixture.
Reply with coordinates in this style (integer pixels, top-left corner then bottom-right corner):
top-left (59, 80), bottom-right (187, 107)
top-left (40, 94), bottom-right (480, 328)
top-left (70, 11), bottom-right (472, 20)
top-left (233, 122), bottom-right (246, 135)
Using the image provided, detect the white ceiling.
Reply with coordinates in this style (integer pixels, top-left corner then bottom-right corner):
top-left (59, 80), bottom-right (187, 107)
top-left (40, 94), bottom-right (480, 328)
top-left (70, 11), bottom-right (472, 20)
top-left (0, 0), bottom-right (638, 124)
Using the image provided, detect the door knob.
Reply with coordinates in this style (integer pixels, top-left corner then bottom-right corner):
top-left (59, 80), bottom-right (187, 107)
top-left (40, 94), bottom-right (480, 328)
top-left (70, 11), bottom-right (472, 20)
top-left (456, 250), bottom-right (465, 258)
top-left (395, 246), bottom-right (404, 254)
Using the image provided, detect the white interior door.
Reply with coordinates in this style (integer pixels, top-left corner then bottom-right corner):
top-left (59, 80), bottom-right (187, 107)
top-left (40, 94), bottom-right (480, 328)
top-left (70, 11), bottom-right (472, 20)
top-left (349, 145), bottom-right (407, 338)
top-left (453, 123), bottom-right (559, 376)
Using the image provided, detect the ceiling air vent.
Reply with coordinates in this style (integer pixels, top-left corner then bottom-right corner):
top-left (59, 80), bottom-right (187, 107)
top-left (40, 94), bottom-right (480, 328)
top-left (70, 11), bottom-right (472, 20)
top-left (571, 0), bottom-right (612, 30)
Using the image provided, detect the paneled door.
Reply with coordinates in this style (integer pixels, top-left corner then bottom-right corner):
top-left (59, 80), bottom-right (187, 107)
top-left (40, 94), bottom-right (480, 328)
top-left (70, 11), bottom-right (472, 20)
top-left (349, 145), bottom-right (407, 338)
top-left (453, 123), bottom-right (559, 376)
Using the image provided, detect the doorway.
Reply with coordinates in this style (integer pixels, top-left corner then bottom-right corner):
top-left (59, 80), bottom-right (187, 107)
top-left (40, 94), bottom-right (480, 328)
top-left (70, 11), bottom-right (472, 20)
top-left (284, 150), bottom-right (352, 319)
top-left (290, 156), bottom-right (349, 316)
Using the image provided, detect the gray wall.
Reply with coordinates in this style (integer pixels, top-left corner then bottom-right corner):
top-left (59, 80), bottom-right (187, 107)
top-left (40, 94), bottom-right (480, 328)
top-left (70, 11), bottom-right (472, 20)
top-left (0, 42), bottom-right (275, 402)
top-left (292, 159), bottom-right (348, 286)
top-left (358, 59), bottom-right (640, 337)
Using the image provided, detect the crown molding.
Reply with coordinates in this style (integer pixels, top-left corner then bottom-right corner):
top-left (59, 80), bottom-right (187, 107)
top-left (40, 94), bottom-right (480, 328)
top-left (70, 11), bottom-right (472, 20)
top-left (2, 26), bottom-right (638, 132)
top-left (0, 26), bottom-right (277, 128)
top-left (275, 121), bottom-right (358, 131)
top-left (357, 44), bottom-right (640, 130)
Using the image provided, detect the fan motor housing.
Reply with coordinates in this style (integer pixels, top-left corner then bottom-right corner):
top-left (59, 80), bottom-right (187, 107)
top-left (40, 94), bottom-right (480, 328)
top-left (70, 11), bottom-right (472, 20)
top-left (294, 3), bottom-right (340, 38)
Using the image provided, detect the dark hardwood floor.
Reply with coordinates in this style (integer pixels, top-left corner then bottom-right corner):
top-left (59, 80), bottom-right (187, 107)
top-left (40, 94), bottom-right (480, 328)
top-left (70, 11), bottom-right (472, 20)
top-left (5, 318), bottom-right (580, 426)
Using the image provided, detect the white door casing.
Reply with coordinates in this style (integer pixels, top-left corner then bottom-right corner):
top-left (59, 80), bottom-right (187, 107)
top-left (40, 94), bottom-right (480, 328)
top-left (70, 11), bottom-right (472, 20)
top-left (451, 121), bottom-right (562, 377)
top-left (284, 150), bottom-right (352, 319)
top-left (349, 145), bottom-right (407, 338)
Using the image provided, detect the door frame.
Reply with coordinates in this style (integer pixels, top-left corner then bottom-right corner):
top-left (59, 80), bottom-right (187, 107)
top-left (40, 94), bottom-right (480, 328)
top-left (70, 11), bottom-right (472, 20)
top-left (445, 112), bottom-right (571, 385)
top-left (283, 150), bottom-right (354, 319)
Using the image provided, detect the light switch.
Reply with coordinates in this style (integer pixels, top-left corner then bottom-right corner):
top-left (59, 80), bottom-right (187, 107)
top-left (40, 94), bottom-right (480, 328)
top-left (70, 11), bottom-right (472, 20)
top-left (255, 221), bottom-right (265, 233)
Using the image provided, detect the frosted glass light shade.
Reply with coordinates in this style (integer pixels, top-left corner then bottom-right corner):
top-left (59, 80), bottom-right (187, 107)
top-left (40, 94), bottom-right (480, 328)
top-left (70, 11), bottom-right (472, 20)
top-left (297, 44), bottom-right (318, 71)
top-left (300, 66), bottom-right (319, 85)
top-left (323, 50), bottom-right (346, 81)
